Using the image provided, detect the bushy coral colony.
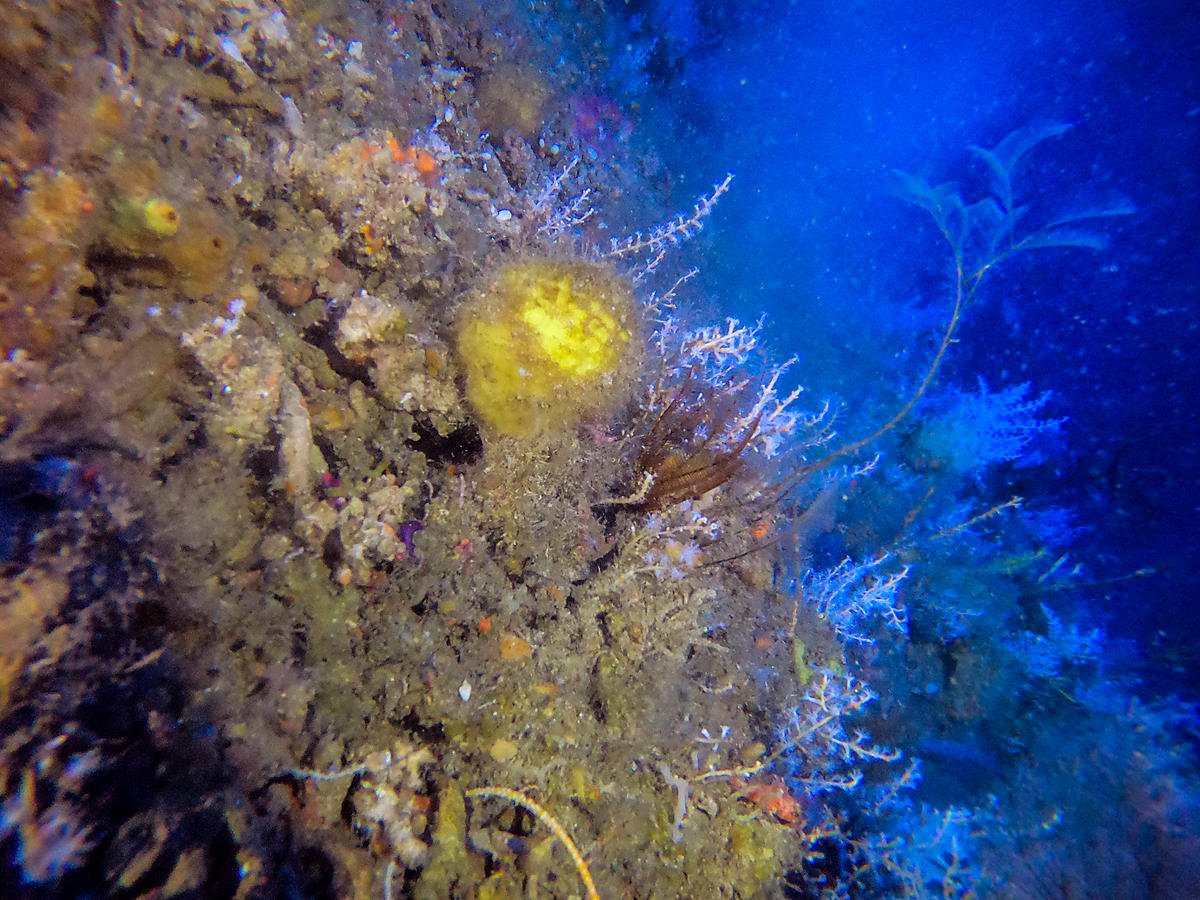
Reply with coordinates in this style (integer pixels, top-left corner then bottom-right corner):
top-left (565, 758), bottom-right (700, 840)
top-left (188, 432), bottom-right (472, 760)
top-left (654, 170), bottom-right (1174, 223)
top-left (0, 2), bottom-right (1195, 898)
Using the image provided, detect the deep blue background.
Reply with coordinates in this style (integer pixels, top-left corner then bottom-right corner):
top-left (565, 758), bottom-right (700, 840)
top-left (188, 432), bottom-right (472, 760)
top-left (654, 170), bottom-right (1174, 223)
top-left (609, 0), bottom-right (1200, 695)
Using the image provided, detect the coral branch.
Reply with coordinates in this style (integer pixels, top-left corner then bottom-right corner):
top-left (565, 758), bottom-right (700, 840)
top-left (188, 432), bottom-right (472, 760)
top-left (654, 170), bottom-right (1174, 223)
top-left (604, 174), bottom-right (733, 271)
top-left (467, 787), bottom-right (600, 900)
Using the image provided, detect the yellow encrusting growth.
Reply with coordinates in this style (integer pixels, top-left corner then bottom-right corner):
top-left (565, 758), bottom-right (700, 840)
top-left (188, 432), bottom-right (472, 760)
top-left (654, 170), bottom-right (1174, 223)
top-left (113, 196), bottom-right (180, 239)
top-left (456, 259), bottom-right (639, 438)
top-left (141, 198), bottom-right (180, 236)
top-left (518, 273), bottom-right (626, 377)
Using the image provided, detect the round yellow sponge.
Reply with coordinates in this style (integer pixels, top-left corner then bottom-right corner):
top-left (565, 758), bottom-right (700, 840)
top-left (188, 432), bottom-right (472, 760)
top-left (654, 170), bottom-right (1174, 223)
top-left (456, 259), bottom-right (641, 438)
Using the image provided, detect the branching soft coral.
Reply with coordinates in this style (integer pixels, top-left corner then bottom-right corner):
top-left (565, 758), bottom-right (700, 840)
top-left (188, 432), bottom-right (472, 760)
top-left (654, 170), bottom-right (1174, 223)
top-left (629, 368), bottom-right (763, 511)
top-left (803, 122), bottom-right (1133, 478)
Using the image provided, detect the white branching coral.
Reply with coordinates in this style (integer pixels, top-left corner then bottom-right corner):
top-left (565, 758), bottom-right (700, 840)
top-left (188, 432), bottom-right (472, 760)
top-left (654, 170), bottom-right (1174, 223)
top-left (913, 379), bottom-right (1064, 477)
top-left (1006, 603), bottom-right (1104, 680)
top-left (776, 669), bottom-right (902, 794)
top-left (690, 673), bottom-right (902, 802)
top-left (801, 555), bottom-right (910, 645)
top-left (603, 174), bottom-right (733, 279)
top-left (529, 157), bottom-right (596, 240)
top-left (649, 314), bottom-right (833, 462)
top-left (675, 315), bottom-right (767, 376)
top-left (528, 159), bottom-right (730, 281)
top-left (854, 800), bottom-right (994, 897)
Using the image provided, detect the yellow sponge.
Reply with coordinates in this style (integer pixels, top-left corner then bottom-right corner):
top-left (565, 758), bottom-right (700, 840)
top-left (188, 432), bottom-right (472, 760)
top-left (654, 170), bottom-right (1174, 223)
top-left (456, 259), bottom-right (640, 438)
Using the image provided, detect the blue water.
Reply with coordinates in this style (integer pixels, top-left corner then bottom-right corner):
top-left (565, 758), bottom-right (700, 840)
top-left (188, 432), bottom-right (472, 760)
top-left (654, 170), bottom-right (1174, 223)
top-left (603, 0), bottom-right (1200, 699)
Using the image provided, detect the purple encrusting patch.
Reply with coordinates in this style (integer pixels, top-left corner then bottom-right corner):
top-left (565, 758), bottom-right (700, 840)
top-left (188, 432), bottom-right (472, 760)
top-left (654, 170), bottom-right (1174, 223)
top-left (397, 520), bottom-right (424, 562)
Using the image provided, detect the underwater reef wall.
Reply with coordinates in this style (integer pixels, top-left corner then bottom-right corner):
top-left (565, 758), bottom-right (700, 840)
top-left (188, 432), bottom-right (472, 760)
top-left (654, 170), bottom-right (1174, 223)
top-left (1, 1), bottom-right (1197, 898)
